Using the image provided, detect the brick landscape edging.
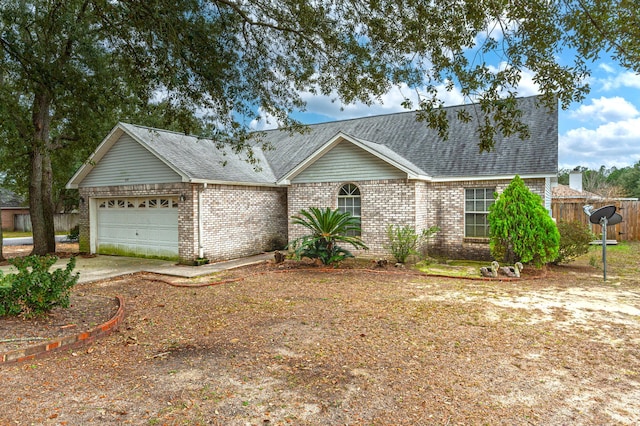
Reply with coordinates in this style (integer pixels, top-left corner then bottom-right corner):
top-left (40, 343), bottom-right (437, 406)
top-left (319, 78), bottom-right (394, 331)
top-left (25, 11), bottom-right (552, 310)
top-left (0, 295), bottom-right (125, 365)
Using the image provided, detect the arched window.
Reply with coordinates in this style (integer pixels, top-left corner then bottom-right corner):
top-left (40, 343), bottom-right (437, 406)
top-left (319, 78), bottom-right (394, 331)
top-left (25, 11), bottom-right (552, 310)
top-left (338, 183), bottom-right (361, 236)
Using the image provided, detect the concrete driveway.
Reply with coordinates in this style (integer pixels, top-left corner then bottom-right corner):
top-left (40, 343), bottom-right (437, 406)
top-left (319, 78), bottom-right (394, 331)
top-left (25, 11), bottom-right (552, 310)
top-left (0, 253), bottom-right (272, 284)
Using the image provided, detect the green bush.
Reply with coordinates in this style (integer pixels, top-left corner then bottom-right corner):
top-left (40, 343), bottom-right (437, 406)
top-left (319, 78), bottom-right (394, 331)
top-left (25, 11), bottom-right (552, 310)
top-left (385, 224), bottom-right (439, 263)
top-left (0, 255), bottom-right (79, 318)
top-left (67, 225), bottom-right (80, 242)
top-left (289, 207), bottom-right (368, 266)
top-left (488, 175), bottom-right (560, 267)
top-left (555, 220), bottom-right (595, 264)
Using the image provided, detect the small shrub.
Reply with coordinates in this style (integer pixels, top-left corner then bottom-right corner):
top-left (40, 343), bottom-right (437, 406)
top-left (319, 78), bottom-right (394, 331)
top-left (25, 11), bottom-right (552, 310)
top-left (385, 225), bottom-right (439, 263)
top-left (289, 207), bottom-right (368, 266)
top-left (555, 220), bottom-right (595, 264)
top-left (289, 236), bottom-right (358, 266)
top-left (0, 255), bottom-right (79, 318)
top-left (67, 225), bottom-right (80, 242)
top-left (266, 235), bottom-right (287, 251)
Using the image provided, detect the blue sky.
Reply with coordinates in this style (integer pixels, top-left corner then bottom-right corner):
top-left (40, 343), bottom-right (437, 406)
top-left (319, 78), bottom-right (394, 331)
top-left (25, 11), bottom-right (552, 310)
top-left (251, 60), bottom-right (640, 173)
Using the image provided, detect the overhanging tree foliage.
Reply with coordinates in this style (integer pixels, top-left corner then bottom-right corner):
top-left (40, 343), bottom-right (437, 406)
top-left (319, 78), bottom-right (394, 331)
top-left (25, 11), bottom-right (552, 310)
top-left (489, 176), bottom-right (560, 267)
top-left (1, 0), bottom-right (637, 254)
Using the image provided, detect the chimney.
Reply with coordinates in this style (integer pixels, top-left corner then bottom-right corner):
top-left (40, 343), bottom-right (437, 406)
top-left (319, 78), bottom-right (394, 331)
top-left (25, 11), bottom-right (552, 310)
top-left (569, 170), bottom-right (583, 192)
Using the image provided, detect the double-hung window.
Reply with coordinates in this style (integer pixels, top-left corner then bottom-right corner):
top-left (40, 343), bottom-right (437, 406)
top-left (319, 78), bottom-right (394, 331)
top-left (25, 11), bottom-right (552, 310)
top-left (464, 188), bottom-right (495, 238)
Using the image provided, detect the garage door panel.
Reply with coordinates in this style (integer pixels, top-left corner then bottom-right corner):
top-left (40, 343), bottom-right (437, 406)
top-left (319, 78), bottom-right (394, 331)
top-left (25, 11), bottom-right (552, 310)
top-left (97, 197), bottom-right (178, 258)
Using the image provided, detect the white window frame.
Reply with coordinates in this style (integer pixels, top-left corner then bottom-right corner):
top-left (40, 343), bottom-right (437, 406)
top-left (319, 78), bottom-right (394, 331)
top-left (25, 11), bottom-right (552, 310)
top-left (337, 183), bottom-right (361, 237)
top-left (464, 188), bottom-right (495, 238)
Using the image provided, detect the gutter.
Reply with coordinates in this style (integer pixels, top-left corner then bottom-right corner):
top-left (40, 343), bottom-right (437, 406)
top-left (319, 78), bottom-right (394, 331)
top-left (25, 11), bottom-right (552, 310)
top-left (198, 183), bottom-right (206, 259)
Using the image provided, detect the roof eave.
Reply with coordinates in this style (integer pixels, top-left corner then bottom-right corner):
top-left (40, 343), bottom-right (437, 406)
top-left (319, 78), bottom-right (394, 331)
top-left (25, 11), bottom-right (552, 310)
top-left (66, 122), bottom-right (192, 189)
top-left (279, 132), bottom-right (429, 183)
top-left (431, 172), bottom-right (556, 182)
top-left (66, 124), bottom-right (125, 189)
top-left (349, 138), bottom-right (429, 178)
top-left (122, 124), bottom-right (191, 182)
top-left (279, 132), bottom-right (347, 183)
top-left (188, 178), bottom-right (280, 188)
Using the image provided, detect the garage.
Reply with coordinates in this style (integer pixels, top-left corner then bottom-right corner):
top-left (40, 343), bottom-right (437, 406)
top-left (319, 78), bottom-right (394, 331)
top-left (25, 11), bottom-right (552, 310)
top-left (96, 197), bottom-right (179, 258)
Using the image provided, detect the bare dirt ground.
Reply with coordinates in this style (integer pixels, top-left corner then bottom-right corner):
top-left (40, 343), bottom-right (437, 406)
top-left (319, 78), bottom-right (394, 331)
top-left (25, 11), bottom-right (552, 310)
top-left (1, 243), bottom-right (640, 425)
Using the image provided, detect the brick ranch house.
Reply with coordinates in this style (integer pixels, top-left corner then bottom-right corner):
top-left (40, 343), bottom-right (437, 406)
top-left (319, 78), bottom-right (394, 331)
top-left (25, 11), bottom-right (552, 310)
top-left (66, 95), bottom-right (558, 263)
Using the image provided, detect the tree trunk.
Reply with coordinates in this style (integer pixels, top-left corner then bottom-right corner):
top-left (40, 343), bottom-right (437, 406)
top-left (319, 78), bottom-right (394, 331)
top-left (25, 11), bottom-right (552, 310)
top-left (0, 207), bottom-right (4, 262)
top-left (30, 146), bottom-right (47, 255)
top-left (30, 91), bottom-right (55, 256)
top-left (42, 150), bottom-right (56, 252)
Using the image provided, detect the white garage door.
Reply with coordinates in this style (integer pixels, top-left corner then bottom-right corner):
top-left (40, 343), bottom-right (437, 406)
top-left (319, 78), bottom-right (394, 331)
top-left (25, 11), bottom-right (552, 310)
top-left (96, 197), bottom-right (179, 258)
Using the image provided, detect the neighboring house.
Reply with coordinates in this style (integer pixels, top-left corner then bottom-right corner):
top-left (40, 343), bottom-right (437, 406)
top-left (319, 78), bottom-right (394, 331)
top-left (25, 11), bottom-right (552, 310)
top-left (552, 184), bottom-right (603, 202)
top-left (551, 170), bottom-right (604, 203)
top-left (66, 95), bottom-right (558, 262)
top-left (0, 188), bottom-right (29, 232)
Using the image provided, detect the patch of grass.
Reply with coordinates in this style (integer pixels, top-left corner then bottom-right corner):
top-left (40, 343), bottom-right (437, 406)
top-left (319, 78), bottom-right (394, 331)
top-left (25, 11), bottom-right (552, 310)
top-left (606, 241), bottom-right (632, 254)
top-left (415, 260), bottom-right (484, 277)
top-left (2, 231), bottom-right (32, 238)
top-left (444, 260), bottom-right (488, 267)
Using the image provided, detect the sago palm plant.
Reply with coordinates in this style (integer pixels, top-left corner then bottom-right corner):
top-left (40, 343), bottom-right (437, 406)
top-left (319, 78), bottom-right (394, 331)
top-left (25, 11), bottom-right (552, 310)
top-left (289, 207), bottom-right (368, 266)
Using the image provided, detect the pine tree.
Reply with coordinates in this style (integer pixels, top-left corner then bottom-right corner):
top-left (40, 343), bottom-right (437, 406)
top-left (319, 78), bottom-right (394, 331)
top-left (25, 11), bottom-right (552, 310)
top-left (489, 176), bottom-right (559, 267)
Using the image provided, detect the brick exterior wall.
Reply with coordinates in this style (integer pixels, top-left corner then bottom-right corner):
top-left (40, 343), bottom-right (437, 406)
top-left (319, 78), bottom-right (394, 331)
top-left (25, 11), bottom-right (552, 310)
top-left (78, 183), bottom-right (288, 263)
top-left (78, 177), bottom-right (545, 263)
top-left (288, 180), bottom-right (418, 255)
top-left (288, 177), bottom-right (547, 261)
top-left (196, 184), bottom-right (288, 262)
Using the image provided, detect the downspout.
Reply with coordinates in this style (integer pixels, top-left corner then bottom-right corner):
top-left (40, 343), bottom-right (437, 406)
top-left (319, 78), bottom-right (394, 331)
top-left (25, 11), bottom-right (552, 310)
top-left (198, 183), bottom-right (207, 258)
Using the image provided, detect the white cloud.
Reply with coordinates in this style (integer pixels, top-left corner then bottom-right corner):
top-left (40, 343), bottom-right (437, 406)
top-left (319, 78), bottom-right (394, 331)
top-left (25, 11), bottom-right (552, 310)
top-left (598, 71), bottom-right (640, 91)
top-left (569, 96), bottom-right (639, 123)
top-left (598, 63), bottom-right (616, 74)
top-left (249, 107), bottom-right (280, 131)
top-left (485, 62), bottom-right (540, 97)
top-left (559, 117), bottom-right (640, 169)
top-left (513, 67), bottom-right (540, 97)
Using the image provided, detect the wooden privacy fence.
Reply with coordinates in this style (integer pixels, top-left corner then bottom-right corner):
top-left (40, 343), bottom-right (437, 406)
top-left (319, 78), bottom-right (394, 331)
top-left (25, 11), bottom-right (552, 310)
top-left (551, 201), bottom-right (640, 241)
top-left (14, 213), bottom-right (79, 233)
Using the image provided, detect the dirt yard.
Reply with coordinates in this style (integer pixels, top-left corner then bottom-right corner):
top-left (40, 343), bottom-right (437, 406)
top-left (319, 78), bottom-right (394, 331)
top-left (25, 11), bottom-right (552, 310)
top-left (1, 243), bottom-right (639, 425)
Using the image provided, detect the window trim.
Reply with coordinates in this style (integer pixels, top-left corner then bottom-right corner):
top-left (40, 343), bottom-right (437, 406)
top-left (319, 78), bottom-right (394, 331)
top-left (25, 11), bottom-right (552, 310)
top-left (337, 183), bottom-right (361, 237)
top-left (464, 188), bottom-right (495, 239)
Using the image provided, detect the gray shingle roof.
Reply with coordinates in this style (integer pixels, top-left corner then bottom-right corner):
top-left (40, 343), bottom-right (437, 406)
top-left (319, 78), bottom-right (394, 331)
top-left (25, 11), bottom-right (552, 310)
top-left (0, 188), bottom-right (25, 208)
top-left (257, 95), bottom-right (558, 180)
top-left (72, 95), bottom-right (557, 188)
top-left (120, 123), bottom-right (277, 185)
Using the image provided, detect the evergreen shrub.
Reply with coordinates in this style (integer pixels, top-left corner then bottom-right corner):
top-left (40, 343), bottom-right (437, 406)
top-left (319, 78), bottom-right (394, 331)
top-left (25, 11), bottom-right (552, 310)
top-left (488, 175), bottom-right (560, 267)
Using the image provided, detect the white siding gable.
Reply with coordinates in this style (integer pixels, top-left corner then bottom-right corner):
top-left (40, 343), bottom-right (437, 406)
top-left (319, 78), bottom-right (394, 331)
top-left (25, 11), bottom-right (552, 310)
top-left (291, 141), bottom-right (406, 183)
top-left (80, 134), bottom-right (182, 187)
